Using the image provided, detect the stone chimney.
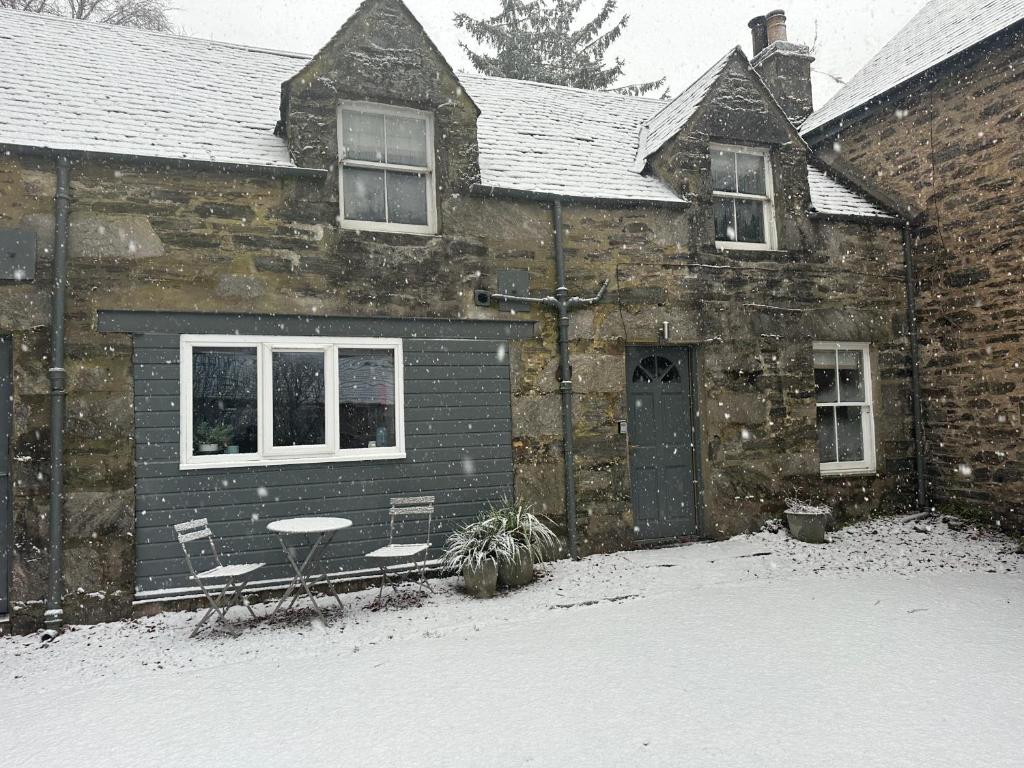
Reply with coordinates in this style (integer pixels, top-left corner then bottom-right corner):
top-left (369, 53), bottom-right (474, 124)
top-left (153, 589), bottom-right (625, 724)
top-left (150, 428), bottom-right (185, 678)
top-left (748, 9), bottom-right (815, 126)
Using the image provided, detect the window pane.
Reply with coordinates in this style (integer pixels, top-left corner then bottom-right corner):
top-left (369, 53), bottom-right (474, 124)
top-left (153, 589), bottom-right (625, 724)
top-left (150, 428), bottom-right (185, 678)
top-left (338, 350), bottom-right (397, 450)
top-left (835, 406), bottom-right (865, 462)
top-left (386, 115), bottom-right (428, 167)
top-left (343, 168), bottom-right (386, 223)
top-left (714, 199), bottom-right (735, 241)
top-left (342, 110), bottom-right (385, 162)
top-left (736, 152), bottom-right (767, 195)
top-left (838, 350), bottom-right (865, 402)
top-left (711, 149), bottom-right (736, 193)
top-left (735, 199), bottom-right (765, 243)
top-left (272, 351), bottom-right (326, 448)
top-left (814, 350), bottom-right (838, 403)
top-left (817, 407), bottom-right (837, 464)
top-left (386, 171), bottom-right (429, 226)
top-left (192, 348), bottom-right (258, 456)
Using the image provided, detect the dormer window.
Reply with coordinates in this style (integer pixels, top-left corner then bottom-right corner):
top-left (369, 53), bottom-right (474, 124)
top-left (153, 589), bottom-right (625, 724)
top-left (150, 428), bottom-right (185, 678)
top-left (338, 102), bottom-right (436, 235)
top-left (711, 144), bottom-right (776, 250)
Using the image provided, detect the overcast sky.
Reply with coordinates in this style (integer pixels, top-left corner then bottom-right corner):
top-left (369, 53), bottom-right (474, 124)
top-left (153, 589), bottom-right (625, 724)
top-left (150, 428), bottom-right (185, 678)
top-left (169, 0), bottom-right (929, 107)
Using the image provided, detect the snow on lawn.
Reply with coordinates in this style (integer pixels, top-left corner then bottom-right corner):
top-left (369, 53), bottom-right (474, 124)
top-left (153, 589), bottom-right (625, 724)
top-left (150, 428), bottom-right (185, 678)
top-left (2, 516), bottom-right (1022, 767)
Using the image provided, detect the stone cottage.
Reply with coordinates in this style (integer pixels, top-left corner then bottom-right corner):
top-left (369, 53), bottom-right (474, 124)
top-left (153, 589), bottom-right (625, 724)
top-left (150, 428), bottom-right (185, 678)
top-left (801, 0), bottom-right (1024, 531)
top-left (0, 0), bottom-right (911, 632)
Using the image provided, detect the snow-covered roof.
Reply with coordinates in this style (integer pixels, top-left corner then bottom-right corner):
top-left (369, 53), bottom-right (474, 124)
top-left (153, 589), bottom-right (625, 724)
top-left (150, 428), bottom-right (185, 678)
top-left (461, 74), bottom-right (681, 204)
top-left (0, 8), bottom-right (304, 167)
top-left (802, 0), bottom-right (1024, 136)
top-left (634, 50), bottom-right (734, 168)
top-left (0, 7), bottom-right (890, 218)
top-left (807, 167), bottom-right (895, 220)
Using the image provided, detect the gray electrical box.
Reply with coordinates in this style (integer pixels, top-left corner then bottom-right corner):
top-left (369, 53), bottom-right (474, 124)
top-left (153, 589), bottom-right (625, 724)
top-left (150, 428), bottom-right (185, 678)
top-left (0, 230), bottom-right (37, 282)
top-left (497, 268), bottom-right (530, 313)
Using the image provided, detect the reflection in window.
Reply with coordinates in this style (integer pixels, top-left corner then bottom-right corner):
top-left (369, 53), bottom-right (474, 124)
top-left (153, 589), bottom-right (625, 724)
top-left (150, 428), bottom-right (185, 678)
top-left (191, 347), bottom-right (258, 456)
top-left (814, 345), bottom-right (874, 472)
top-left (711, 145), bottom-right (774, 248)
top-left (272, 351), bottom-right (326, 448)
top-left (339, 350), bottom-right (396, 449)
top-left (340, 104), bottom-right (433, 232)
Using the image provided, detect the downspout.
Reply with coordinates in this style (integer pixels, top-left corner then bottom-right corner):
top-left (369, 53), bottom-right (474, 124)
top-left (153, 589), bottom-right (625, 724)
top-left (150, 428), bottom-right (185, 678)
top-left (552, 200), bottom-right (579, 560)
top-left (903, 222), bottom-right (927, 513)
top-left (489, 199), bottom-right (608, 561)
top-left (45, 156), bottom-right (71, 632)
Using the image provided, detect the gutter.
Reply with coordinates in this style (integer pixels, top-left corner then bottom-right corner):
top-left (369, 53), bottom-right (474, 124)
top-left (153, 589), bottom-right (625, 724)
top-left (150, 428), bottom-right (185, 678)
top-left (488, 199), bottom-right (608, 561)
top-left (0, 143), bottom-right (329, 179)
top-left (470, 183), bottom-right (689, 210)
top-left (45, 156), bottom-right (71, 633)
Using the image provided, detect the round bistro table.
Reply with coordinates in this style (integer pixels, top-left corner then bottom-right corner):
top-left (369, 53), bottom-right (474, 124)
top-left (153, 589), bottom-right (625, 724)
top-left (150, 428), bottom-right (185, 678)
top-left (266, 516), bottom-right (353, 624)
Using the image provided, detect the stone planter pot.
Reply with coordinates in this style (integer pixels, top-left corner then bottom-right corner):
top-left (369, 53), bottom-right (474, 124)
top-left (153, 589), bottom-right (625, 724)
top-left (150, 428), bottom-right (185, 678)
top-left (498, 549), bottom-right (534, 588)
top-left (462, 560), bottom-right (498, 599)
top-left (785, 510), bottom-right (829, 544)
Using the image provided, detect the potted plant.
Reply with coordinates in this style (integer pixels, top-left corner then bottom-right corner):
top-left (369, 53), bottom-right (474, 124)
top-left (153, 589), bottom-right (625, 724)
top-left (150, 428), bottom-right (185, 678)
top-left (784, 499), bottom-right (833, 544)
top-left (194, 420), bottom-right (233, 455)
top-left (487, 498), bottom-right (560, 588)
top-left (441, 517), bottom-right (516, 599)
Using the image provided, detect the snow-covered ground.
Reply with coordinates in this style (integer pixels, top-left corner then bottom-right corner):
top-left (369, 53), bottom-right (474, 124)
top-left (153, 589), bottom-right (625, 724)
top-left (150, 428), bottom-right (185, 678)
top-left (2, 516), bottom-right (1022, 767)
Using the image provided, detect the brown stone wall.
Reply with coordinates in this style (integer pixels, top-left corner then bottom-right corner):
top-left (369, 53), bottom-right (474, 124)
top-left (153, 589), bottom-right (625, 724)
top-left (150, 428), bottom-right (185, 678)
top-left (813, 26), bottom-right (1024, 529)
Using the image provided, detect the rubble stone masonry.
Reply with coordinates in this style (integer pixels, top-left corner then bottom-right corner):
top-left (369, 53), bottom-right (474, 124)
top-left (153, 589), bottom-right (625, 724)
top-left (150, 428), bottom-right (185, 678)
top-left (813, 25), bottom-right (1024, 530)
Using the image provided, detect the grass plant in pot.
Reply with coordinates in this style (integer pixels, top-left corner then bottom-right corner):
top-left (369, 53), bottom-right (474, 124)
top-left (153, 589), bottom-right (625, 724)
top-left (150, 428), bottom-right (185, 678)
top-left (488, 498), bottom-right (559, 588)
top-left (441, 517), bottom-right (516, 599)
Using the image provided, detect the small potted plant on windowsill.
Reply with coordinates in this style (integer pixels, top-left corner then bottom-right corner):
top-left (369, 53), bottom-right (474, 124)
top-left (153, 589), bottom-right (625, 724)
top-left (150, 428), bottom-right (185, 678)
top-left (784, 499), bottom-right (833, 544)
top-left (488, 498), bottom-right (560, 588)
top-left (194, 421), bottom-right (234, 455)
top-left (441, 517), bottom-right (516, 599)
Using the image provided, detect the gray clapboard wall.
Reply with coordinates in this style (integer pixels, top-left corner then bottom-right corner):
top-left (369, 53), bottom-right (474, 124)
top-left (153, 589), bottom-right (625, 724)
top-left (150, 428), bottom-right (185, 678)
top-left (111, 313), bottom-right (534, 598)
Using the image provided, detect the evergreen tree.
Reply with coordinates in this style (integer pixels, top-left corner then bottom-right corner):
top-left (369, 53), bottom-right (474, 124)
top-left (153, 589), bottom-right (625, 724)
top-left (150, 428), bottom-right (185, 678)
top-left (454, 0), bottom-right (666, 96)
top-left (0, 0), bottom-right (173, 32)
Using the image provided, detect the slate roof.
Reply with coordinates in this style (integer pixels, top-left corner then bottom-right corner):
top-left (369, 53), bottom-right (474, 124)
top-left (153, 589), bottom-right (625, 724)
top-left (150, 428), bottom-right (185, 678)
top-left (807, 167), bottom-right (895, 220)
top-left (802, 0), bottom-right (1024, 136)
top-left (0, 7), bottom-right (890, 218)
top-left (634, 49), bottom-right (734, 168)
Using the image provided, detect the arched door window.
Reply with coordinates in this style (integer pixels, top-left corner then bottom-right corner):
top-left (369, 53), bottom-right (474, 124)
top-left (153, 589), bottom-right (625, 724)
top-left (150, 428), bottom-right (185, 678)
top-left (632, 355), bottom-right (680, 384)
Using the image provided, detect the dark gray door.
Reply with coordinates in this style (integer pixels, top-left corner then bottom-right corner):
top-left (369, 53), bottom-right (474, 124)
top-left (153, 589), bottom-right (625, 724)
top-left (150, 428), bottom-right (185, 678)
top-left (627, 346), bottom-right (698, 540)
top-left (1, 335), bottom-right (12, 615)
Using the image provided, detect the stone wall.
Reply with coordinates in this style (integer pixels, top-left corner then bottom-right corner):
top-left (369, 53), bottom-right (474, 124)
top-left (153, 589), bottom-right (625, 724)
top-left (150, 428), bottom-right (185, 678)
top-left (0, 3), bottom-right (916, 629)
top-left (811, 26), bottom-right (1024, 530)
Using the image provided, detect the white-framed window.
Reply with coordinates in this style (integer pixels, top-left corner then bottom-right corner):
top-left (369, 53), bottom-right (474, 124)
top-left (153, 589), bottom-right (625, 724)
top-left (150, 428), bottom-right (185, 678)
top-left (338, 101), bottom-right (436, 235)
top-left (180, 335), bottom-right (405, 470)
top-left (814, 342), bottom-right (876, 476)
top-left (711, 143), bottom-right (777, 250)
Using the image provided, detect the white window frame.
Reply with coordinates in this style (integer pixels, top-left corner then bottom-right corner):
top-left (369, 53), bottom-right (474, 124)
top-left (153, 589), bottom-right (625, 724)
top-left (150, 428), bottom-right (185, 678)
top-left (711, 142), bottom-right (777, 251)
top-left (338, 101), bottom-right (437, 236)
top-left (180, 335), bottom-right (405, 470)
top-left (814, 341), bottom-right (876, 477)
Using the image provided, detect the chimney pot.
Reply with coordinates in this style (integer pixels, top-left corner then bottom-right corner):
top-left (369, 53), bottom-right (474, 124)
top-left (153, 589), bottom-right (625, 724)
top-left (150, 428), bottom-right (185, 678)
top-left (765, 9), bottom-right (788, 44)
top-left (748, 15), bottom-right (768, 56)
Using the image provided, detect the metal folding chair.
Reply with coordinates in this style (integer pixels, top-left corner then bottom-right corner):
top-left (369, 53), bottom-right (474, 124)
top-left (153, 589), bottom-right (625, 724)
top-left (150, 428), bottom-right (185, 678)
top-left (174, 519), bottom-right (265, 638)
top-left (365, 496), bottom-right (435, 602)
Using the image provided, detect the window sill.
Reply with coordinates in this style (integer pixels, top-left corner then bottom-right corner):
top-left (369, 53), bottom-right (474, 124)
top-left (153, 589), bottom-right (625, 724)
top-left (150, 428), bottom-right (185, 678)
top-left (339, 220), bottom-right (436, 237)
top-left (819, 466), bottom-right (877, 478)
top-left (180, 449), bottom-right (407, 472)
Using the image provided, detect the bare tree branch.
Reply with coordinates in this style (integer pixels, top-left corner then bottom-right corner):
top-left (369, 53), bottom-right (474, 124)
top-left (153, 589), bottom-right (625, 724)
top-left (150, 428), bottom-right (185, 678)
top-left (5, 0), bottom-right (173, 31)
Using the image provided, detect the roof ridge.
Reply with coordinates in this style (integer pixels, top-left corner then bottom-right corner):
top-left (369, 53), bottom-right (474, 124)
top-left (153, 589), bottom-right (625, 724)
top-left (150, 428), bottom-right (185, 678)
top-left (0, 6), bottom-right (311, 60)
top-left (458, 71), bottom-right (664, 104)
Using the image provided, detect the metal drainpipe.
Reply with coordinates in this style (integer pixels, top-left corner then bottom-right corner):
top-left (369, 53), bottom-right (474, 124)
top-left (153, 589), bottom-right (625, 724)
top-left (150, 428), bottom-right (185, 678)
top-left (489, 201), bottom-right (607, 561)
top-left (45, 156), bottom-right (71, 632)
top-left (552, 200), bottom-right (579, 560)
top-left (903, 222), bottom-right (927, 514)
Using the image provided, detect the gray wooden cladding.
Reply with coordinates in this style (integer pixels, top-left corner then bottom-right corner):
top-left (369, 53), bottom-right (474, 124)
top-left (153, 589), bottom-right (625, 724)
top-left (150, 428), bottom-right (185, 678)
top-left (131, 329), bottom-right (517, 596)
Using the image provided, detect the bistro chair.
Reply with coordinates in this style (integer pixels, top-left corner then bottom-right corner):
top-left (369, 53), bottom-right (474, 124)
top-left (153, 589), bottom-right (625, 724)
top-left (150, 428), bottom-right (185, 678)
top-left (174, 518), bottom-right (265, 638)
top-left (365, 496), bottom-right (435, 602)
